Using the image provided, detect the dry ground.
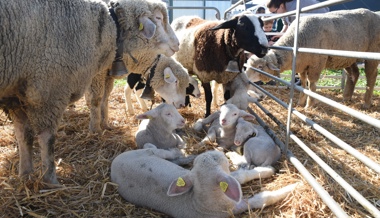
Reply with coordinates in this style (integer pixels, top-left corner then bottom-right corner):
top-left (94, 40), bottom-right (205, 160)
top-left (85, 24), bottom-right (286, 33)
top-left (0, 84), bottom-right (379, 218)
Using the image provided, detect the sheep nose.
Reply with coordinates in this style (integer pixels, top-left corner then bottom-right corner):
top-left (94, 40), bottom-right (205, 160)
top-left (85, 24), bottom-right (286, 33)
top-left (179, 103), bottom-right (185, 108)
top-left (221, 119), bottom-right (226, 124)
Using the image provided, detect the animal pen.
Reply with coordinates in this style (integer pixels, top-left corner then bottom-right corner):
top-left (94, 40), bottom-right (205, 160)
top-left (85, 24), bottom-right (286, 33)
top-left (0, 0), bottom-right (379, 217)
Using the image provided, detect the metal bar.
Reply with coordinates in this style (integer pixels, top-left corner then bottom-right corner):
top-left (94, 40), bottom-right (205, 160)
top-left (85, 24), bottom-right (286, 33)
top-left (247, 107), bottom-right (350, 218)
top-left (246, 66), bottom-right (380, 129)
top-left (223, 0), bottom-right (246, 20)
top-left (252, 102), bottom-right (380, 217)
top-left (270, 46), bottom-right (380, 61)
top-left (167, 6), bottom-right (221, 20)
top-left (249, 81), bottom-right (380, 174)
top-left (262, 0), bottom-right (353, 21)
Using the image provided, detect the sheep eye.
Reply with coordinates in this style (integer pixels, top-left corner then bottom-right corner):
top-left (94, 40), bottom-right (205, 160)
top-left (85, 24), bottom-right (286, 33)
top-left (233, 113), bottom-right (237, 116)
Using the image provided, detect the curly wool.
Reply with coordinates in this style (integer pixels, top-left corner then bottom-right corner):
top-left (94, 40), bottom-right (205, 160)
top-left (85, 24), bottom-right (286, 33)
top-left (149, 56), bottom-right (190, 91)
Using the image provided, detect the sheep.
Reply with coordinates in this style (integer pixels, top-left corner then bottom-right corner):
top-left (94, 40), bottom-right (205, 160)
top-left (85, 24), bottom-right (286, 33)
top-left (172, 13), bottom-right (269, 117)
top-left (135, 103), bottom-right (186, 150)
top-left (111, 149), bottom-right (297, 218)
top-left (0, 0), bottom-right (174, 184)
top-left (193, 104), bottom-right (255, 149)
top-left (124, 56), bottom-right (200, 115)
top-left (246, 9), bottom-right (380, 109)
top-left (227, 118), bottom-right (281, 168)
top-left (86, 0), bottom-right (180, 133)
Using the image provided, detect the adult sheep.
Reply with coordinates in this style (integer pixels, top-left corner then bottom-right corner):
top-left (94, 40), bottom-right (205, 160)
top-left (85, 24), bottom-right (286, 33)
top-left (111, 149), bottom-right (297, 218)
top-left (246, 9), bottom-right (380, 109)
top-left (172, 13), bottom-right (269, 117)
top-left (86, 0), bottom-right (179, 133)
top-left (0, 0), bottom-right (174, 185)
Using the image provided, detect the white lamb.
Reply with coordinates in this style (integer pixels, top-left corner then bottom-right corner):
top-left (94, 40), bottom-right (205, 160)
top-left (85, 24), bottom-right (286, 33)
top-left (193, 104), bottom-right (255, 149)
top-left (135, 103), bottom-right (185, 149)
top-left (227, 118), bottom-right (281, 168)
top-left (111, 149), bottom-right (297, 218)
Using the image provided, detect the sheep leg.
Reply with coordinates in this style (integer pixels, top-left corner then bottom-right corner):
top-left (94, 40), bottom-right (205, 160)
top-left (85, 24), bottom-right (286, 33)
top-left (135, 89), bottom-right (149, 112)
top-left (9, 107), bottom-right (35, 179)
top-left (124, 83), bottom-right (135, 115)
top-left (202, 82), bottom-right (213, 117)
top-left (362, 60), bottom-right (379, 109)
top-left (343, 63), bottom-right (359, 102)
top-left (87, 72), bottom-right (105, 134)
top-left (233, 183), bottom-right (297, 214)
top-left (230, 166), bottom-right (275, 184)
top-left (100, 75), bottom-right (115, 130)
top-left (297, 73), bottom-right (308, 107)
top-left (38, 129), bottom-right (59, 185)
top-left (211, 81), bottom-right (220, 108)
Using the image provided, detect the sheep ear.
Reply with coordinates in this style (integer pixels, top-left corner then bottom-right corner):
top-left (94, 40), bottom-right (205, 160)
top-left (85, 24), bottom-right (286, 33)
top-left (267, 62), bottom-right (280, 71)
top-left (239, 110), bottom-right (255, 121)
top-left (139, 16), bottom-right (156, 39)
top-left (216, 173), bottom-right (242, 203)
top-left (136, 109), bottom-right (159, 120)
top-left (209, 17), bottom-right (238, 30)
top-left (167, 174), bottom-right (193, 196)
top-left (163, 67), bottom-right (177, 84)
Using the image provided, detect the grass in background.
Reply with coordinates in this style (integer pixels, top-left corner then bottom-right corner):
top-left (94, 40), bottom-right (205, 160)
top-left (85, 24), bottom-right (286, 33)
top-left (281, 67), bottom-right (380, 96)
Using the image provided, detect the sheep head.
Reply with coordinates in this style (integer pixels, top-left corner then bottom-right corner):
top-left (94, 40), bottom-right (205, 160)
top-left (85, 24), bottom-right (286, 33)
top-left (245, 52), bottom-right (280, 83)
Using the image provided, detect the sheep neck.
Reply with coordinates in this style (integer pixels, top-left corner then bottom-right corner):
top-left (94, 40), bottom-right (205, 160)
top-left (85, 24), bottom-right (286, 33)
top-left (143, 54), bottom-right (161, 88)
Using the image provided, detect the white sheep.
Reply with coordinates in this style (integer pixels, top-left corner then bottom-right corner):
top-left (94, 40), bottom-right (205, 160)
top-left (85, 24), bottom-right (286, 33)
top-left (135, 103), bottom-right (186, 150)
top-left (246, 9), bottom-right (380, 109)
top-left (111, 149), bottom-right (297, 218)
top-left (172, 13), bottom-right (269, 117)
top-left (193, 104), bottom-right (255, 149)
top-left (0, 0), bottom-right (170, 184)
top-left (86, 0), bottom-right (180, 133)
top-left (228, 118), bottom-right (281, 168)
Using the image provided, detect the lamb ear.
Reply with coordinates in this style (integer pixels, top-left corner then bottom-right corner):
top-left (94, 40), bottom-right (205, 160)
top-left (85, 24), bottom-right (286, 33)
top-left (209, 17), bottom-right (238, 30)
top-left (163, 67), bottom-right (177, 84)
top-left (167, 174), bottom-right (193, 196)
top-left (238, 110), bottom-right (255, 121)
top-left (135, 109), bottom-right (159, 120)
top-left (216, 173), bottom-right (242, 203)
top-left (138, 16), bottom-right (156, 39)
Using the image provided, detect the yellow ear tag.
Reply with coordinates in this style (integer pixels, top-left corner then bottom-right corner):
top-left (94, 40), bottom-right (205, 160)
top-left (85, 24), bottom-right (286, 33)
top-left (220, 181), bottom-right (228, 192)
top-left (176, 177), bottom-right (186, 187)
top-left (165, 74), bottom-right (171, 79)
top-left (139, 23), bottom-right (144, 31)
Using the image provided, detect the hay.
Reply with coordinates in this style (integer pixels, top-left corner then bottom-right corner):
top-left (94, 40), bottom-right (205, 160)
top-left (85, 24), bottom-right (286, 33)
top-left (0, 85), bottom-right (379, 217)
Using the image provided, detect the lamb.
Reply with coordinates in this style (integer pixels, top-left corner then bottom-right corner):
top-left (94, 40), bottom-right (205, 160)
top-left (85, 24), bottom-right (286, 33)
top-left (193, 104), bottom-right (255, 149)
top-left (86, 0), bottom-right (180, 133)
top-left (0, 0), bottom-right (174, 184)
top-left (227, 118), bottom-right (281, 168)
top-left (135, 103), bottom-right (186, 150)
top-left (124, 56), bottom-right (200, 115)
top-left (172, 13), bottom-right (269, 117)
top-left (246, 9), bottom-right (380, 109)
top-left (111, 149), bottom-right (297, 218)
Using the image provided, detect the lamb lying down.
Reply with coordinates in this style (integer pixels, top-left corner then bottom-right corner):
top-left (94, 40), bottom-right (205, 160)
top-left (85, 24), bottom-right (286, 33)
top-left (135, 103), bottom-right (194, 165)
top-left (111, 149), bottom-right (297, 218)
top-left (193, 103), bottom-right (255, 149)
top-left (227, 118), bottom-right (281, 168)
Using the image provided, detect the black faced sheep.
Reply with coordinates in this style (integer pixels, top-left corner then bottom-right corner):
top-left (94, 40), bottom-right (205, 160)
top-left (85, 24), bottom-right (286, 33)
top-left (246, 9), bottom-right (380, 109)
top-left (172, 13), bottom-right (269, 117)
top-left (0, 0), bottom-right (174, 185)
top-left (111, 149), bottom-right (297, 218)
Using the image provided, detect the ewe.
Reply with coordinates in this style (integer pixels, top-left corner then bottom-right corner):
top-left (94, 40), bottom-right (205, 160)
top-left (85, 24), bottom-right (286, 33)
top-left (111, 149), bottom-right (297, 218)
top-left (0, 0), bottom-right (171, 184)
top-left (172, 13), bottom-right (269, 117)
top-left (246, 9), bottom-right (380, 109)
top-left (86, 0), bottom-right (180, 133)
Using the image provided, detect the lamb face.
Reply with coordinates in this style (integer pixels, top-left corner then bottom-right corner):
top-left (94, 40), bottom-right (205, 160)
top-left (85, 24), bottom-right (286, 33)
top-left (234, 118), bottom-right (258, 146)
top-left (219, 104), bottom-right (254, 128)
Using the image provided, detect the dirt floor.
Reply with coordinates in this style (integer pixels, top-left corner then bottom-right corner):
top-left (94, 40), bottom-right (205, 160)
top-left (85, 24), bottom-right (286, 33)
top-left (0, 84), bottom-right (379, 218)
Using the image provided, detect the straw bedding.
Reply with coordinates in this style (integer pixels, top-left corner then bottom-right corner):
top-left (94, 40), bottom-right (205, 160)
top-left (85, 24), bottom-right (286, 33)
top-left (0, 85), bottom-right (379, 218)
